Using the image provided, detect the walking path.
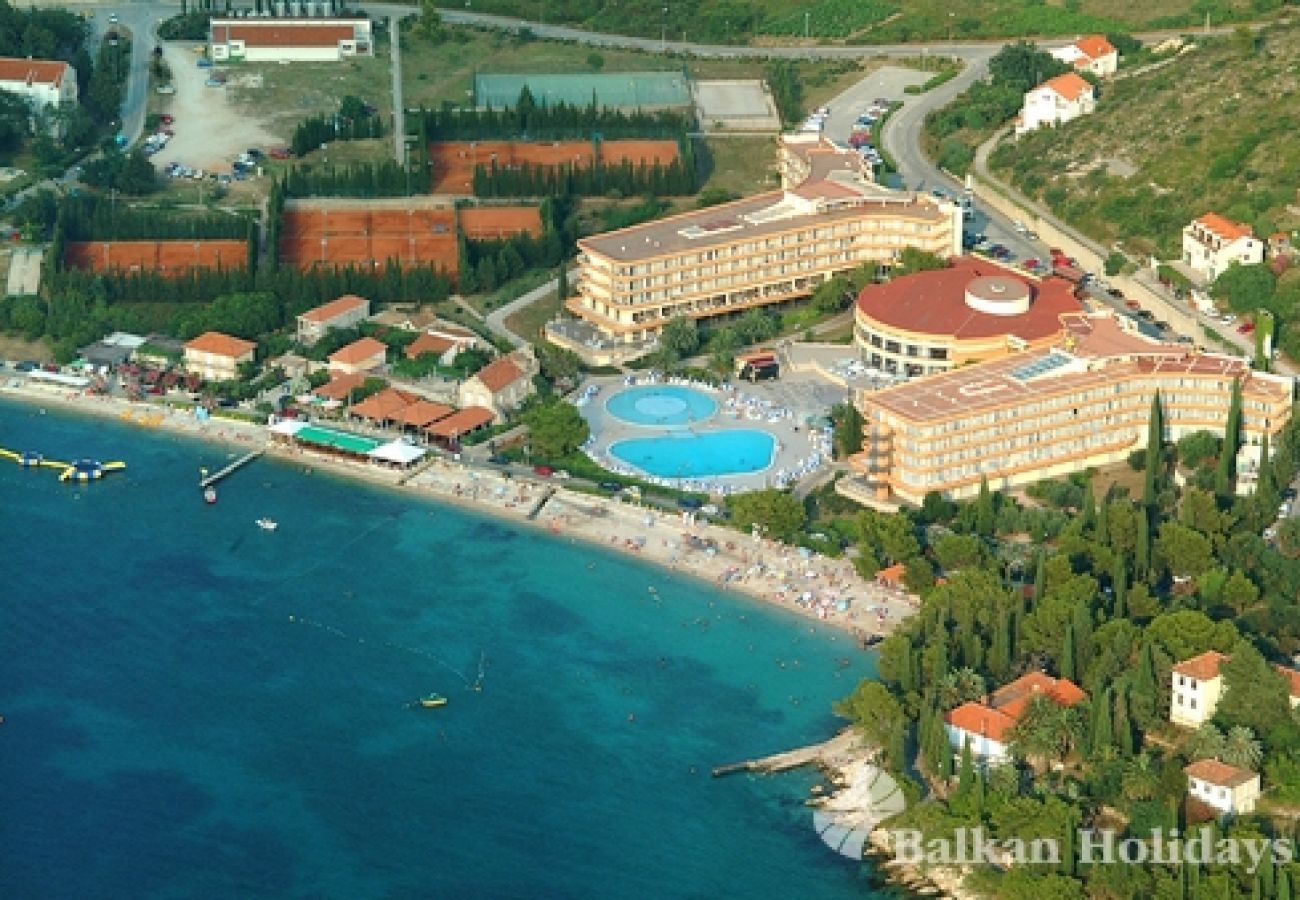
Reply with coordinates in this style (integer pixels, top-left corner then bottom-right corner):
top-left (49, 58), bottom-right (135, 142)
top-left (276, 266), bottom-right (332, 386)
top-left (389, 13), bottom-right (411, 165)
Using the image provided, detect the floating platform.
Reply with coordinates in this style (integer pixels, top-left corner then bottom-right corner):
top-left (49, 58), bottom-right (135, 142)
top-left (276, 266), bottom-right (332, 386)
top-left (0, 447), bottom-right (126, 482)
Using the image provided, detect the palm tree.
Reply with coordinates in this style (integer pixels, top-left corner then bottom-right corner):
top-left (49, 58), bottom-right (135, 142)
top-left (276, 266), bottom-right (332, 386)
top-left (1121, 754), bottom-right (1160, 801)
top-left (1010, 695), bottom-right (1083, 774)
top-left (1221, 726), bottom-right (1263, 770)
top-left (1186, 722), bottom-right (1225, 761)
top-left (939, 668), bottom-right (986, 709)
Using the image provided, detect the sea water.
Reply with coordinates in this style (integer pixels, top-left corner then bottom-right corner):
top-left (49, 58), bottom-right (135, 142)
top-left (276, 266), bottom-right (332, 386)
top-left (0, 399), bottom-right (891, 899)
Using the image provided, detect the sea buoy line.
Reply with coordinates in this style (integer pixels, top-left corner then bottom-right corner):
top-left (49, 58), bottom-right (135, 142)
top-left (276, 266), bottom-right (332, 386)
top-left (286, 613), bottom-right (487, 691)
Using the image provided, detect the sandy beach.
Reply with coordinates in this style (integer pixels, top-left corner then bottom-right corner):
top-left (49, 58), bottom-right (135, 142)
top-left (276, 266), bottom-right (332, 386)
top-left (0, 379), bottom-right (917, 640)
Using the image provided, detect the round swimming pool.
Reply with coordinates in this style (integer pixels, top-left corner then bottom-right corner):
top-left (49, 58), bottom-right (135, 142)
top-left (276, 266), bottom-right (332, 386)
top-left (610, 430), bottom-right (775, 479)
top-left (606, 385), bottom-right (718, 427)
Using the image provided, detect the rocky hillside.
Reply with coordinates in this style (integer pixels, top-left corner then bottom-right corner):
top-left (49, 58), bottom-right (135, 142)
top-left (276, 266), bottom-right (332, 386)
top-left (990, 23), bottom-right (1300, 260)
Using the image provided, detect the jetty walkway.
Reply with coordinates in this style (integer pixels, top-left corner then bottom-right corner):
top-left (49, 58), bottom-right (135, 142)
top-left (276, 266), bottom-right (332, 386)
top-left (712, 729), bottom-right (867, 778)
top-left (200, 450), bottom-right (263, 489)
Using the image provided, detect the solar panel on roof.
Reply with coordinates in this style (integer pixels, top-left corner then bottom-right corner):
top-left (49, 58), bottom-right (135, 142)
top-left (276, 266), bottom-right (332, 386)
top-left (1010, 350), bottom-right (1073, 382)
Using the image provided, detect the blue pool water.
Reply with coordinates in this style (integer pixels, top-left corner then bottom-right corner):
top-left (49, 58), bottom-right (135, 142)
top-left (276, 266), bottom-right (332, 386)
top-left (0, 398), bottom-right (887, 899)
top-left (611, 429), bottom-right (776, 478)
top-left (606, 385), bottom-right (718, 426)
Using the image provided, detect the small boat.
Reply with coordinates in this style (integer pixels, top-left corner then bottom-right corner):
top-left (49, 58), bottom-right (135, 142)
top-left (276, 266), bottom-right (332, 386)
top-left (256, 518), bottom-right (278, 531)
top-left (419, 693), bottom-right (448, 709)
top-left (204, 487), bottom-right (217, 505)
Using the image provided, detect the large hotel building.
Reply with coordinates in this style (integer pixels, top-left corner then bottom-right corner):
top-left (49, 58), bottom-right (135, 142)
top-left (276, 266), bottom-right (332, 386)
top-left (847, 312), bottom-right (1294, 505)
top-left (548, 135), bottom-right (962, 364)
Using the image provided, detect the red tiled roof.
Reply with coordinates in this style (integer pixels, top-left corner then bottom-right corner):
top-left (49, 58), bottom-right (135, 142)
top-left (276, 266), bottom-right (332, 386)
top-left (426, 406), bottom-right (495, 438)
top-left (855, 258), bottom-right (1081, 342)
top-left (1173, 650), bottom-right (1228, 681)
top-left (1184, 759), bottom-right (1257, 788)
top-left (350, 387), bottom-right (419, 421)
top-left (300, 294), bottom-right (368, 324)
top-left (874, 563), bottom-right (906, 585)
top-left (0, 57), bottom-right (68, 87)
top-left (473, 355), bottom-right (526, 393)
top-left (329, 337), bottom-right (387, 366)
top-left (184, 331), bottom-right (257, 359)
top-left (946, 701), bottom-right (1018, 744)
top-left (1275, 665), bottom-right (1300, 699)
top-left (406, 332), bottom-right (457, 359)
top-left (313, 372), bottom-right (366, 401)
top-left (219, 21), bottom-right (358, 48)
top-left (1074, 35), bottom-right (1116, 62)
top-left (1195, 213), bottom-right (1254, 242)
top-left (395, 400), bottom-right (454, 428)
top-left (1041, 72), bottom-right (1092, 101)
top-left (990, 671), bottom-right (1086, 720)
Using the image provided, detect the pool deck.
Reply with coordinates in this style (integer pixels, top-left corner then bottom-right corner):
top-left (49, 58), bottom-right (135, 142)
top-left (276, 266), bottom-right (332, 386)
top-left (577, 376), bottom-right (832, 493)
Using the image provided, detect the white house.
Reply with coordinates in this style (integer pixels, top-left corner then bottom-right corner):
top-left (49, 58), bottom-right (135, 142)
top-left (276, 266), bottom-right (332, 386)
top-left (1169, 650), bottom-right (1300, 727)
top-left (208, 18), bottom-right (373, 63)
top-left (458, 348), bottom-right (538, 420)
top-left (1182, 214), bottom-right (1265, 282)
top-left (1050, 35), bottom-right (1119, 78)
top-left (183, 331), bottom-right (257, 382)
top-left (945, 672), bottom-right (1087, 765)
top-left (405, 324), bottom-right (482, 367)
top-left (297, 294), bottom-right (370, 345)
top-left (0, 57), bottom-right (77, 132)
top-left (1184, 759), bottom-right (1261, 816)
top-left (1016, 72), bottom-right (1096, 135)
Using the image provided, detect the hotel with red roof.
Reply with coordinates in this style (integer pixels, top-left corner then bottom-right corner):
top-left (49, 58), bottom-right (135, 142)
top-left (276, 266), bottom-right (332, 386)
top-left (847, 312), bottom-right (1294, 505)
top-left (552, 134), bottom-right (961, 363)
top-left (0, 57), bottom-right (76, 125)
top-left (854, 258), bottom-right (1083, 378)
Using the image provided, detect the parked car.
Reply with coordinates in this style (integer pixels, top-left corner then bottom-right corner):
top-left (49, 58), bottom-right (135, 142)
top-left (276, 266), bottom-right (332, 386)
top-left (598, 481), bottom-right (622, 492)
top-left (1125, 299), bottom-right (1141, 310)
top-left (197, 57), bottom-right (212, 68)
top-left (533, 465), bottom-right (554, 477)
top-left (1022, 257), bottom-right (1041, 270)
top-left (1238, 322), bottom-right (1256, 334)
top-left (677, 497), bottom-right (704, 510)
top-left (488, 453), bottom-right (509, 465)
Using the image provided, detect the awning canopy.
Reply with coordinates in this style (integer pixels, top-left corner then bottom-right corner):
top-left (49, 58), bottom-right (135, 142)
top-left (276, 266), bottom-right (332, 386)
top-left (367, 439), bottom-right (427, 465)
top-left (269, 419), bottom-right (307, 436)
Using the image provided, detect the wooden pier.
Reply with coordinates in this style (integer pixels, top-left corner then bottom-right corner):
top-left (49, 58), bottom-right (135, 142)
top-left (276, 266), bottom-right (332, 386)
top-left (712, 729), bottom-right (866, 778)
top-left (200, 449), bottom-right (263, 489)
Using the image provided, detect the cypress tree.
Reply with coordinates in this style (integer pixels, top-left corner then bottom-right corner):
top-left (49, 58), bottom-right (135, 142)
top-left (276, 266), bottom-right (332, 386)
top-left (938, 715), bottom-right (954, 780)
top-left (1278, 868), bottom-right (1292, 900)
top-left (1032, 552), bottom-right (1046, 603)
top-left (1111, 556), bottom-right (1128, 620)
top-left (929, 638), bottom-right (949, 690)
top-left (556, 263), bottom-right (568, 300)
top-left (989, 609), bottom-right (1011, 681)
top-left (1253, 874), bottom-right (1263, 900)
top-left (1145, 391), bottom-right (1164, 506)
top-left (1072, 602), bottom-right (1093, 675)
top-left (1098, 496), bottom-right (1111, 547)
top-left (1082, 480), bottom-right (1096, 531)
top-left (1257, 432), bottom-right (1280, 514)
top-left (1217, 378), bottom-right (1243, 496)
top-left (1259, 838), bottom-right (1276, 898)
top-left (974, 476), bottom-right (995, 537)
top-left (1114, 685), bottom-right (1135, 757)
top-left (1089, 686), bottom-right (1113, 754)
top-left (1135, 508), bottom-right (1151, 582)
top-left (957, 738), bottom-right (974, 796)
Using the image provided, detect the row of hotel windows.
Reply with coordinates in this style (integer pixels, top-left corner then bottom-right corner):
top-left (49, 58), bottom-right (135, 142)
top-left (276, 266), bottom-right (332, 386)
top-left (899, 432), bottom-right (1123, 485)
top-left (900, 417), bottom-right (1140, 462)
top-left (611, 256), bottom-right (864, 306)
top-left (591, 221), bottom-right (944, 277)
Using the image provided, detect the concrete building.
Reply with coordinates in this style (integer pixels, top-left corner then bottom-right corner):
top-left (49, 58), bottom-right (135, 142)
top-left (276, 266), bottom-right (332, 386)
top-left (552, 136), bottom-right (960, 364)
top-left (328, 336), bottom-right (387, 375)
top-left (184, 331), bottom-right (257, 382)
top-left (848, 313), bottom-right (1294, 505)
top-left (406, 325), bottom-right (481, 366)
top-left (945, 671), bottom-right (1086, 765)
top-left (1182, 213), bottom-right (1264, 283)
top-left (853, 258), bottom-right (1083, 378)
top-left (1169, 650), bottom-right (1300, 727)
top-left (297, 294), bottom-right (370, 345)
top-left (1050, 35), bottom-right (1119, 77)
top-left (1016, 72), bottom-right (1096, 135)
top-left (208, 18), bottom-right (373, 62)
top-left (0, 58), bottom-right (77, 130)
top-left (1184, 759), bottom-right (1261, 816)
top-left (458, 348), bottom-right (538, 420)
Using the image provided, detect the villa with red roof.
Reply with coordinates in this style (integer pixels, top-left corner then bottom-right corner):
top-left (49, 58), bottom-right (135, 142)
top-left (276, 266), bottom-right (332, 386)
top-left (458, 348), bottom-right (538, 419)
top-left (297, 294), bottom-right (370, 345)
top-left (1182, 213), bottom-right (1264, 282)
top-left (1016, 72), bottom-right (1096, 134)
top-left (183, 331), bottom-right (257, 382)
top-left (329, 337), bottom-right (387, 375)
top-left (854, 257), bottom-right (1082, 378)
top-left (1050, 35), bottom-right (1119, 77)
top-left (208, 18), bottom-right (373, 62)
top-left (1184, 759), bottom-right (1261, 816)
top-left (0, 58), bottom-right (77, 129)
top-left (945, 671), bottom-right (1086, 764)
top-left (1170, 650), bottom-right (1300, 728)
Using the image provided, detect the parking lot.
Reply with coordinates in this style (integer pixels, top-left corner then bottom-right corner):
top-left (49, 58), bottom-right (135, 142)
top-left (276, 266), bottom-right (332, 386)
top-left (150, 42), bottom-right (278, 174)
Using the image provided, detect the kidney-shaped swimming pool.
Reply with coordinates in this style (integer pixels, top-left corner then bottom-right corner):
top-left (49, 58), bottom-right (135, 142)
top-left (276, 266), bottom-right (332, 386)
top-left (609, 429), bottom-right (775, 479)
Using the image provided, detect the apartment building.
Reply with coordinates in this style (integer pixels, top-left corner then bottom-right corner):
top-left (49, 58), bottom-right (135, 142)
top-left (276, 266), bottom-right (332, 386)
top-left (552, 138), bottom-right (960, 363)
top-left (1182, 213), bottom-right (1264, 282)
top-left (853, 258), bottom-right (1082, 378)
top-left (297, 293), bottom-right (370, 345)
top-left (1050, 35), bottom-right (1119, 77)
top-left (209, 17), bottom-right (373, 62)
top-left (1016, 72), bottom-right (1096, 135)
top-left (0, 58), bottom-right (77, 132)
top-left (183, 331), bottom-right (257, 382)
top-left (848, 312), bottom-right (1294, 504)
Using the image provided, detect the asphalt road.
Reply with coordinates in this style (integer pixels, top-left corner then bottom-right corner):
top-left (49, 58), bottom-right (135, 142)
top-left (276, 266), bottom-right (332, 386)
top-left (86, 4), bottom-right (165, 147)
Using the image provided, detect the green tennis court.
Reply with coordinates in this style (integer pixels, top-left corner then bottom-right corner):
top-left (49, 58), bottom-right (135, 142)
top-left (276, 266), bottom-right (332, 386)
top-left (474, 71), bottom-right (692, 110)
top-left (295, 426), bottom-right (382, 455)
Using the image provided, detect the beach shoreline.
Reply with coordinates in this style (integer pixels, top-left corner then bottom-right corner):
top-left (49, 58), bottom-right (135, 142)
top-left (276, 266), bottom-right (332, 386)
top-left (0, 380), bottom-right (916, 640)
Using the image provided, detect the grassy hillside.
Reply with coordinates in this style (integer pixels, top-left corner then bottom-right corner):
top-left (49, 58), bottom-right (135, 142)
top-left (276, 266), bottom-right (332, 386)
top-left (990, 23), bottom-right (1300, 259)
top-left (430, 0), bottom-right (1274, 44)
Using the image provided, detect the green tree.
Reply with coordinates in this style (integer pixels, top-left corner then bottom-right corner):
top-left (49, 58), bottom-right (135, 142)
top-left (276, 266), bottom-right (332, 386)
top-left (728, 489), bottom-right (806, 542)
top-left (1217, 641), bottom-right (1290, 736)
top-left (1144, 392), bottom-right (1164, 506)
top-left (831, 402), bottom-right (863, 460)
top-left (1104, 251), bottom-right (1127, 276)
top-left (897, 246), bottom-right (947, 275)
top-left (658, 315), bottom-right (699, 360)
top-left (1155, 521), bottom-right (1214, 579)
top-left (1186, 722), bottom-right (1226, 761)
top-left (1212, 263), bottom-right (1276, 314)
top-left (974, 476), bottom-right (995, 537)
top-left (1220, 726), bottom-right (1263, 770)
top-left (1216, 378), bottom-right (1242, 495)
top-left (1009, 694), bottom-right (1083, 773)
top-left (834, 680), bottom-right (907, 769)
top-left (522, 399), bottom-right (590, 458)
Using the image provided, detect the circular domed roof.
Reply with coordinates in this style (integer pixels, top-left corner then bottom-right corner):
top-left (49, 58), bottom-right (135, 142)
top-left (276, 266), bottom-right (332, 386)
top-left (965, 276), bottom-right (1032, 316)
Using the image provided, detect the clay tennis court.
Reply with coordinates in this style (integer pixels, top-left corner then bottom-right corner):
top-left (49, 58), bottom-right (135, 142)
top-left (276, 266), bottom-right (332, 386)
top-left (429, 140), bottom-right (680, 195)
top-left (279, 200), bottom-right (542, 273)
top-left (65, 240), bottom-right (249, 275)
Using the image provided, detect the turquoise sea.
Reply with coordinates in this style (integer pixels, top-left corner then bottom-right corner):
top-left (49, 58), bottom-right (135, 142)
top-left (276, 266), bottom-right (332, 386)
top-left (0, 399), bottom-right (887, 899)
